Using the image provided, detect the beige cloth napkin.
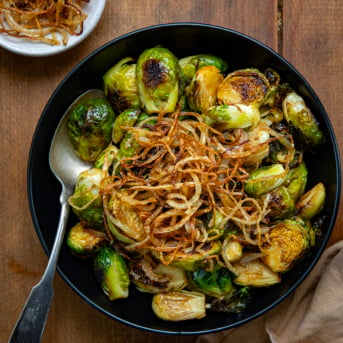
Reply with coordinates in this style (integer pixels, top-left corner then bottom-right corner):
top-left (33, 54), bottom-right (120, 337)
top-left (197, 240), bottom-right (343, 343)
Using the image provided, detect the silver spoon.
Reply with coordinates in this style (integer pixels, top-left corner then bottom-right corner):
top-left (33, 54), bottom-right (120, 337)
top-left (9, 89), bottom-right (104, 343)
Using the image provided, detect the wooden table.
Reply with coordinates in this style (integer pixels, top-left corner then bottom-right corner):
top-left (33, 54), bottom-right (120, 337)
top-left (1, 1), bottom-right (342, 342)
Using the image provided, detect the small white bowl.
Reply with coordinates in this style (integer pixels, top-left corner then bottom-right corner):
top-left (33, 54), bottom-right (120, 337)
top-left (0, 0), bottom-right (106, 57)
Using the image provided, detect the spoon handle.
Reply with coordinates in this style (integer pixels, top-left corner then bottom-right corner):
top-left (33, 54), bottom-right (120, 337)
top-left (8, 195), bottom-right (70, 343)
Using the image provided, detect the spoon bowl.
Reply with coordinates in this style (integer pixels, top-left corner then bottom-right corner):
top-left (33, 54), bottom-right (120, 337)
top-left (9, 89), bottom-right (103, 343)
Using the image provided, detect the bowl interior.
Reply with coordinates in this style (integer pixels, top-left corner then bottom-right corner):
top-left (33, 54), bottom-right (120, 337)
top-left (27, 23), bottom-right (341, 335)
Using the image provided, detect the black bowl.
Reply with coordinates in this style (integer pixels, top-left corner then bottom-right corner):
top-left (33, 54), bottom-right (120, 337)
top-left (27, 23), bottom-right (341, 335)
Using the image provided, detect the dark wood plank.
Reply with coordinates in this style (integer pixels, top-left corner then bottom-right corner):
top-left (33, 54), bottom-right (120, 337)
top-left (282, 0), bottom-right (343, 246)
top-left (0, 1), bottom-right (278, 342)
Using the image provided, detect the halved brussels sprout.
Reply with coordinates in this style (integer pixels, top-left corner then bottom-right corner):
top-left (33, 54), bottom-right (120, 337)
top-left (296, 182), bottom-right (326, 220)
top-left (112, 108), bottom-right (141, 144)
top-left (67, 97), bottom-right (115, 162)
top-left (130, 256), bottom-right (187, 293)
top-left (118, 112), bottom-right (157, 159)
top-left (262, 219), bottom-right (312, 273)
top-left (283, 162), bottom-right (308, 201)
top-left (244, 163), bottom-right (287, 197)
top-left (217, 68), bottom-right (271, 107)
top-left (187, 265), bottom-right (233, 298)
top-left (154, 241), bottom-right (221, 271)
top-left (68, 168), bottom-right (105, 229)
top-left (179, 54), bottom-right (228, 85)
top-left (136, 47), bottom-right (180, 114)
top-left (282, 91), bottom-right (325, 146)
top-left (221, 236), bottom-right (243, 263)
top-left (66, 222), bottom-right (107, 256)
top-left (186, 65), bottom-right (224, 113)
top-left (263, 186), bottom-right (295, 220)
top-left (232, 257), bottom-right (281, 287)
top-left (103, 57), bottom-right (141, 113)
top-left (105, 190), bottom-right (146, 243)
top-left (202, 104), bottom-right (260, 131)
top-left (209, 287), bottom-right (252, 314)
top-left (94, 143), bottom-right (119, 174)
top-left (152, 290), bottom-right (206, 321)
top-left (94, 247), bottom-right (130, 300)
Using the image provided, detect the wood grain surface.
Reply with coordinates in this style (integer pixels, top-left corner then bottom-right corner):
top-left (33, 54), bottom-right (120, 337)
top-left (1, 1), bottom-right (342, 342)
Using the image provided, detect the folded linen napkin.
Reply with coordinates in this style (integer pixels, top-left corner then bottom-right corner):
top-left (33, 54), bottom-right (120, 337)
top-left (197, 240), bottom-right (343, 343)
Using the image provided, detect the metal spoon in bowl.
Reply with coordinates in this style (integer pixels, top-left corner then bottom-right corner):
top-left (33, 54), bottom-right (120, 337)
top-left (9, 89), bottom-right (104, 343)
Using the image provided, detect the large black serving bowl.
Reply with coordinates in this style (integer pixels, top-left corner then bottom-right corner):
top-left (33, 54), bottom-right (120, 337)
top-left (27, 23), bottom-right (341, 335)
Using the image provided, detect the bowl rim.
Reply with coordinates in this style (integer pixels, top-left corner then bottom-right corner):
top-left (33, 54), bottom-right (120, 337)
top-left (27, 22), bottom-right (342, 335)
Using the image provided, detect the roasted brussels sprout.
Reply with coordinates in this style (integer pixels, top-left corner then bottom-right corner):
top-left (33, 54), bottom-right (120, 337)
top-left (282, 91), bottom-right (325, 146)
top-left (296, 182), bottom-right (326, 220)
top-left (209, 287), bottom-right (252, 314)
top-left (188, 266), bottom-right (233, 298)
top-left (283, 162), bottom-right (308, 201)
top-left (264, 186), bottom-right (296, 220)
top-left (93, 143), bottom-right (119, 174)
top-left (221, 236), bottom-right (243, 263)
top-left (243, 122), bottom-right (271, 166)
top-left (105, 190), bottom-right (146, 243)
top-left (94, 247), bottom-right (130, 300)
top-left (262, 219), bottom-right (312, 273)
top-left (154, 241), bottom-right (221, 271)
top-left (130, 256), bottom-right (187, 293)
top-left (67, 97), bottom-right (115, 162)
top-left (217, 68), bottom-right (271, 107)
top-left (186, 65), bottom-right (224, 113)
top-left (136, 47), bottom-right (180, 114)
top-left (66, 222), bottom-right (107, 256)
top-left (68, 168), bottom-right (105, 229)
top-left (118, 112), bottom-right (157, 159)
top-left (103, 57), bottom-right (141, 113)
top-left (152, 290), bottom-right (206, 321)
top-left (112, 108), bottom-right (141, 144)
top-left (244, 163), bottom-right (287, 197)
top-left (232, 257), bottom-right (281, 287)
top-left (202, 104), bottom-right (260, 131)
top-left (179, 54), bottom-right (228, 85)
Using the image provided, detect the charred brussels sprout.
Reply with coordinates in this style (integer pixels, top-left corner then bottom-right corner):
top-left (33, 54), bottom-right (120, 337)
top-left (112, 107), bottom-right (141, 144)
top-left (188, 266), bottom-right (233, 298)
top-left (66, 222), bottom-right (107, 256)
top-left (282, 91), bottom-right (325, 146)
top-left (232, 257), bottom-right (281, 287)
top-left (103, 57), bottom-right (141, 113)
top-left (185, 65), bottom-right (224, 113)
top-left (130, 256), bottom-right (187, 293)
top-left (209, 287), bottom-right (252, 314)
top-left (68, 168), bottom-right (105, 229)
top-left (262, 219), bottom-right (312, 273)
top-left (296, 182), bottom-right (326, 220)
top-left (244, 164), bottom-right (287, 197)
top-left (264, 186), bottom-right (296, 220)
top-left (136, 47), bottom-right (180, 114)
top-left (152, 290), bottom-right (206, 321)
top-left (203, 104), bottom-right (260, 131)
top-left (179, 54), bottom-right (228, 85)
top-left (217, 68), bottom-right (271, 107)
top-left (94, 247), bottom-right (130, 300)
top-left (67, 97), bottom-right (115, 162)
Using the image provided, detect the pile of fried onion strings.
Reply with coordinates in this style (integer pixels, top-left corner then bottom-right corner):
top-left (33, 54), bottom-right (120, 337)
top-left (0, 0), bottom-right (89, 45)
top-left (101, 111), bottom-right (289, 269)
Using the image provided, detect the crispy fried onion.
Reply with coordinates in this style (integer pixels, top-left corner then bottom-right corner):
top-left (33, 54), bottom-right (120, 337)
top-left (102, 112), bottom-right (292, 265)
top-left (0, 0), bottom-right (89, 45)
